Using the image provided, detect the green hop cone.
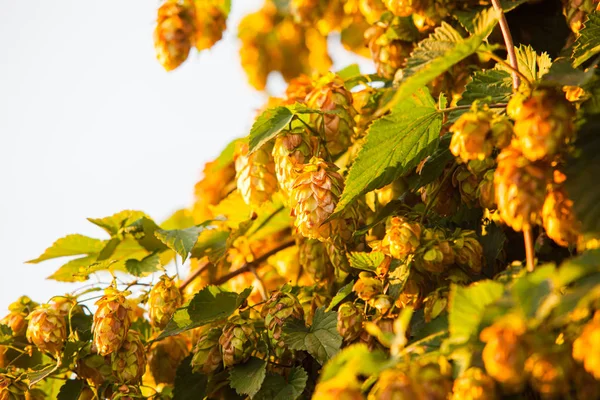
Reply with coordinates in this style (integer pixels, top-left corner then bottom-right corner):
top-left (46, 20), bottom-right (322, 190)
top-left (148, 335), bottom-right (190, 385)
top-left (110, 330), bottom-right (146, 384)
top-left (453, 230), bottom-right (484, 274)
top-left (261, 290), bottom-right (304, 358)
top-left (218, 317), bottom-right (259, 367)
top-left (379, 216), bottom-right (422, 259)
top-left (75, 347), bottom-right (113, 388)
top-left (337, 302), bottom-right (364, 343)
top-left (25, 305), bottom-right (67, 355)
top-left (191, 327), bottom-right (223, 374)
top-left (451, 367), bottom-right (498, 400)
top-left (450, 108), bottom-right (494, 162)
top-left (148, 274), bottom-right (183, 329)
top-left (92, 288), bottom-right (132, 356)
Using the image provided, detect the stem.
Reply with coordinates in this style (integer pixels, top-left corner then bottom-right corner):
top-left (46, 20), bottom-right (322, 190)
top-left (178, 260), bottom-right (211, 290)
top-left (523, 226), bottom-right (535, 272)
top-left (490, 0), bottom-right (520, 89)
top-left (211, 240), bottom-right (295, 286)
top-left (484, 52), bottom-right (531, 88)
top-left (439, 103), bottom-right (508, 113)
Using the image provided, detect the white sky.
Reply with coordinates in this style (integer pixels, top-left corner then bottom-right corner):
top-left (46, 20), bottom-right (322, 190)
top-left (0, 0), bottom-right (372, 313)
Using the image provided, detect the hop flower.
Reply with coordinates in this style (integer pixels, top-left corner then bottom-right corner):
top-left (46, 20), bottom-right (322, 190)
top-left (235, 141), bottom-right (278, 207)
top-left (25, 306), bottom-right (66, 355)
top-left (379, 217), bottom-right (422, 259)
top-left (382, 0), bottom-right (429, 16)
top-left (261, 290), bottom-right (304, 358)
top-left (396, 274), bottom-right (426, 309)
top-left (450, 109), bottom-right (495, 162)
top-left (368, 369), bottom-right (419, 399)
top-left (477, 170), bottom-right (496, 209)
top-left (110, 330), bottom-right (146, 384)
top-left (154, 0), bottom-right (196, 71)
top-left (148, 275), bottom-right (183, 329)
top-left (491, 116), bottom-right (513, 150)
top-left (325, 241), bottom-right (352, 273)
top-left (219, 318), bottom-right (259, 367)
top-left (0, 374), bottom-right (27, 400)
top-left (305, 73), bottom-right (357, 156)
top-left (193, 1), bottom-right (226, 51)
top-left (290, 0), bottom-right (321, 25)
top-left (50, 295), bottom-right (82, 316)
top-left (511, 88), bottom-right (575, 161)
top-left (148, 335), bottom-right (190, 385)
top-left (414, 229), bottom-right (454, 274)
top-left (298, 238), bottom-right (334, 281)
top-left (525, 351), bottom-right (572, 398)
top-left (573, 311), bottom-right (600, 379)
top-left (451, 367), bottom-right (498, 400)
top-left (353, 272), bottom-right (383, 301)
top-left (75, 349), bottom-right (112, 387)
top-left (284, 74), bottom-right (315, 104)
top-left (413, 363), bottom-right (452, 400)
top-left (337, 303), bottom-right (364, 343)
top-left (290, 157), bottom-right (345, 241)
top-left (480, 322), bottom-right (528, 392)
top-left (453, 230), bottom-right (484, 274)
top-left (359, 0), bottom-right (388, 23)
top-left (494, 145), bottom-right (550, 231)
top-left (191, 327), bottom-right (223, 374)
top-left (452, 166), bottom-right (480, 207)
top-left (542, 187), bottom-right (581, 247)
top-left (314, 383), bottom-right (365, 400)
top-left (1, 296), bottom-right (38, 337)
top-left (272, 129), bottom-right (316, 199)
top-left (365, 23), bottom-right (412, 79)
top-left (92, 288), bottom-right (132, 356)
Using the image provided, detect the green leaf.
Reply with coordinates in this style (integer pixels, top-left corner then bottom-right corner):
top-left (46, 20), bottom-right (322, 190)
top-left (573, 13), bottom-right (600, 67)
top-left (155, 221), bottom-right (216, 263)
top-left (495, 44), bottom-right (552, 82)
top-left (0, 324), bottom-right (12, 344)
top-left (554, 249), bottom-right (600, 287)
top-left (448, 280), bottom-right (504, 343)
top-left (191, 229), bottom-right (230, 261)
top-left (27, 235), bottom-right (105, 264)
top-left (326, 281), bottom-right (355, 312)
top-left (282, 307), bottom-right (342, 365)
top-left (337, 64), bottom-right (361, 80)
top-left (454, 1), bottom-right (526, 33)
top-left (543, 58), bottom-right (597, 87)
top-left (158, 286), bottom-right (252, 340)
top-left (412, 133), bottom-right (454, 189)
top-left (47, 255), bottom-right (97, 282)
top-left (229, 357), bottom-right (268, 398)
top-left (248, 107), bottom-right (294, 154)
top-left (384, 8), bottom-right (499, 114)
top-left (457, 69), bottom-right (512, 106)
top-left (160, 209), bottom-right (196, 231)
top-left (87, 210), bottom-right (148, 236)
top-left (348, 252), bottom-right (385, 272)
top-left (125, 252), bottom-right (162, 277)
top-left (254, 368), bottom-right (307, 400)
top-left (96, 237), bottom-right (121, 261)
top-left (335, 88), bottom-right (442, 213)
top-left (28, 363), bottom-right (60, 386)
top-left (56, 380), bottom-right (84, 400)
top-left (126, 217), bottom-right (169, 252)
top-left (173, 355), bottom-right (208, 400)
top-left (319, 343), bottom-right (389, 383)
top-left (511, 264), bottom-right (554, 319)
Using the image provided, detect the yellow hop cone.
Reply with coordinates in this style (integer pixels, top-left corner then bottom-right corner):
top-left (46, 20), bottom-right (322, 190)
top-left (337, 302), bottom-right (364, 343)
top-left (92, 288), bottom-right (132, 356)
top-left (290, 0), bottom-right (321, 25)
top-left (272, 129), bottom-right (316, 200)
top-left (453, 230), bottom-right (484, 274)
top-left (359, 0), bottom-right (388, 24)
top-left (148, 335), bottom-right (190, 385)
top-left (452, 165), bottom-right (480, 207)
top-left (477, 169), bottom-right (496, 209)
top-left (314, 382), bottom-right (365, 400)
top-left (25, 306), bottom-right (67, 355)
top-left (573, 311), bottom-right (600, 379)
top-left (365, 23), bottom-right (412, 80)
top-left (0, 374), bottom-right (27, 400)
top-left (449, 109), bottom-right (494, 162)
top-left (234, 141), bottom-right (278, 208)
top-left (379, 216), bottom-right (422, 259)
top-left (395, 274), bottom-right (426, 309)
top-left (353, 272), bottom-right (383, 301)
top-left (480, 322), bottom-right (528, 392)
top-left (525, 351), bottom-right (573, 398)
top-left (382, 0), bottom-right (428, 16)
top-left (261, 290), bottom-right (304, 358)
top-left (290, 157), bottom-right (345, 241)
top-left (193, 0), bottom-right (226, 51)
top-left (153, 0), bottom-right (196, 72)
top-left (542, 186), bottom-right (581, 247)
top-left (414, 229), bottom-right (454, 274)
top-left (451, 367), bottom-right (498, 400)
top-left (494, 144), bottom-right (550, 232)
top-left (148, 275), bottom-right (183, 329)
top-left (1, 296), bottom-right (38, 337)
top-left (305, 73), bottom-right (357, 156)
top-left (111, 330), bottom-right (146, 384)
top-left (368, 369), bottom-right (419, 399)
top-left (511, 88), bottom-right (575, 162)
top-left (50, 295), bottom-right (82, 317)
top-left (284, 74), bottom-right (315, 105)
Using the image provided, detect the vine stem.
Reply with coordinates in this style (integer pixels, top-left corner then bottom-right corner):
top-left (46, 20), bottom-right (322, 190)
top-left (523, 227), bottom-right (535, 272)
top-left (490, 0), bottom-right (520, 89)
top-left (179, 260), bottom-right (211, 290)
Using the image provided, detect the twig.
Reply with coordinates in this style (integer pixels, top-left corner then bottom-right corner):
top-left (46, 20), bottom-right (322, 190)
top-left (178, 260), bottom-right (211, 291)
top-left (211, 240), bottom-right (296, 286)
top-left (439, 103), bottom-right (508, 113)
top-left (490, 0), bottom-right (520, 89)
top-left (484, 52), bottom-right (531, 88)
top-left (523, 227), bottom-right (535, 272)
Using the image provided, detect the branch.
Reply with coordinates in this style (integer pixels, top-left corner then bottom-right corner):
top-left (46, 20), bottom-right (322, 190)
top-left (491, 0), bottom-right (520, 89)
top-left (179, 260), bottom-right (212, 291)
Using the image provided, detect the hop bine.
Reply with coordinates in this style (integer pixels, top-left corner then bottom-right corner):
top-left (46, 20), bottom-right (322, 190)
top-left (153, 0), bottom-right (196, 71)
top-left (92, 288), bottom-right (132, 356)
top-left (148, 274), bottom-right (183, 329)
top-left (25, 305), bottom-right (67, 355)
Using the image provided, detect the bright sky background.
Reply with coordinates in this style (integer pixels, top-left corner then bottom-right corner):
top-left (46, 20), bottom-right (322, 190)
top-left (0, 1), bottom-right (373, 313)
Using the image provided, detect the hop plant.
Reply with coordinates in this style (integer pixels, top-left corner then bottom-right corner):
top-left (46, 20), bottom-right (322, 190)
top-left (450, 367), bottom-right (498, 400)
top-left (272, 129), bottom-right (316, 199)
top-left (148, 274), bottom-right (183, 329)
top-left (494, 145), bottom-right (550, 231)
top-left (92, 288), bottom-right (132, 356)
top-left (110, 330), bottom-right (146, 384)
top-left (525, 351), bottom-right (572, 398)
top-left (573, 311), bottom-right (600, 379)
top-left (337, 302), bottom-right (364, 343)
top-left (191, 327), bottom-right (223, 374)
top-left (154, 0), bottom-right (196, 71)
top-left (510, 88), bottom-right (575, 161)
top-left (148, 335), bottom-right (190, 385)
top-left (261, 290), bottom-right (304, 358)
top-left (1, 296), bottom-right (38, 337)
top-left (542, 186), bottom-right (581, 247)
top-left (379, 216), bottom-right (422, 259)
top-left (25, 306), bottom-right (66, 355)
top-left (305, 73), bottom-right (357, 156)
top-left (234, 141), bottom-right (278, 207)
top-left (193, 0), bottom-right (227, 51)
top-left (453, 230), bottom-right (484, 274)
top-left (0, 374), bottom-right (27, 400)
top-left (290, 157), bottom-right (346, 241)
top-left (219, 317), bottom-right (259, 367)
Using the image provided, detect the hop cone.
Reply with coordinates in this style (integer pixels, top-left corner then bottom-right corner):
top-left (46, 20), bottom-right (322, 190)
top-left (379, 216), bottom-right (422, 259)
top-left (359, 0), bottom-right (388, 23)
top-left (573, 311), bottom-right (600, 379)
top-left (451, 367), bottom-right (498, 400)
top-left (261, 291), bottom-right (304, 358)
top-left (193, 1), bottom-right (226, 51)
top-left (290, 157), bottom-right (345, 241)
top-left (542, 187), bottom-right (581, 247)
top-left (314, 383), bottom-right (365, 400)
top-left (494, 145), bottom-right (550, 231)
top-left (353, 272), bottom-right (383, 301)
top-left (477, 169), bottom-right (496, 209)
top-left (525, 351), bottom-right (572, 398)
top-left (480, 322), bottom-right (528, 392)
top-left (272, 129), bottom-right (315, 199)
top-left (75, 350), bottom-right (112, 387)
top-left (192, 327), bottom-right (223, 374)
top-left (365, 24), bottom-right (412, 80)
top-left (148, 335), bottom-right (190, 384)
top-left (337, 303), bottom-right (364, 343)
top-left (450, 109), bottom-right (495, 162)
top-left (383, 0), bottom-right (428, 16)
top-left (50, 295), bottom-right (82, 316)
top-left (453, 230), bottom-right (484, 274)
top-left (148, 275), bottom-right (183, 329)
top-left (396, 274), bottom-right (426, 309)
top-left (284, 74), bottom-right (315, 104)
top-left (26, 306), bottom-right (66, 355)
top-left (235, 141), bottom-right (278, 207)
top-left (511, 88), bottom-right (575, 161)
top-left (368, 369), bottom-right (418, 399)
top-left (415, 229), bottom-right (454, 274)
top-left (414, 363), bottom-right (452, 400)
top-left (154, 0), bottom-right (196, 71)
top-left (0, 374), bottom-right (27, 400)
top-left (110, 330), bottom-right (146, 384)
top-left (290, 0), bottom-right (321, 25)
top-left (219, 318), bottom-right (259, 367)
top-left (491, 116), bottom-right (514, 150)
top-left (92, 288), bottom-right (132, 356)
top-left (297, 285), bottom-right (328, 325)
top-left (1, 296), bottom-right (37, 337)
top-left (452, 166), bottom-right (480, 207)
top-left (109, 384), bottom-right (142, 400)
top-left (298, 238), bottom-right (334, 281)
top-left (305, 73), bottom-right (356, 156)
